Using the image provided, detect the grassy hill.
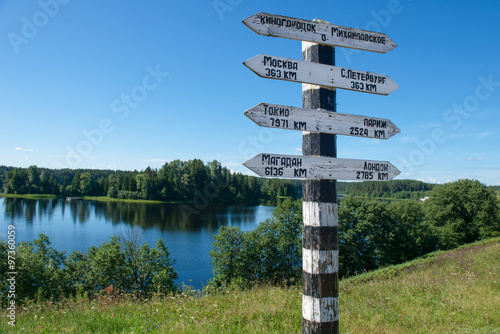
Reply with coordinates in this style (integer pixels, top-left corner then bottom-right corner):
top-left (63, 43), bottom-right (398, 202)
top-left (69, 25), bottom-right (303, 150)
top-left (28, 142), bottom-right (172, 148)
top-left (2, 238), bottom-right (499, 333)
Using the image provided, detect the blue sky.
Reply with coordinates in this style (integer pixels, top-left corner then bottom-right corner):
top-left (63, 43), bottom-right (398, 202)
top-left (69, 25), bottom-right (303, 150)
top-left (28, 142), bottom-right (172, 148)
top-left (1, 0), bottom-right (499, 185)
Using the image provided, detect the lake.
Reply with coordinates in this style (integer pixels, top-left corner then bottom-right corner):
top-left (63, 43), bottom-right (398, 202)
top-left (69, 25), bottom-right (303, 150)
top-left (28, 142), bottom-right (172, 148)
top-left (0, 197), bottom-right (275, 289)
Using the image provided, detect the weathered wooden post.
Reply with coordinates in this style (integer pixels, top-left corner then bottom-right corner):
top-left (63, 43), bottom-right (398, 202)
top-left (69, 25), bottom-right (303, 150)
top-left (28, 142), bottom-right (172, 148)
top-left (242, 12), bottom-right (399, 334)
top-left (301, 38), bottom-right (339, 333)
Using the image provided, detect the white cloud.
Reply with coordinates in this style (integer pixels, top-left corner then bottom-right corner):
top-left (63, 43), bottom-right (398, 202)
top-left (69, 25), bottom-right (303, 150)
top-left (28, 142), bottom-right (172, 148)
top-left (400, 136), bottom-right (418, 143)
top-left (465, 157), bottom-right (484, 161)
top-left (15, 147), bottom-right (33, 152)
top-left (476, 131), bottom-right (492, 139)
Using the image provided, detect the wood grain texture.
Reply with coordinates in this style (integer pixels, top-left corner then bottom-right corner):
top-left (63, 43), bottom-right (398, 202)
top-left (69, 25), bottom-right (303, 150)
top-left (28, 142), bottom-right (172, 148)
top-left (243, 12), bottom-right (397, 53)
top-left (243, 54), bottom-right (399, 95)
top-left (244, 103), bottom-right (400, 139)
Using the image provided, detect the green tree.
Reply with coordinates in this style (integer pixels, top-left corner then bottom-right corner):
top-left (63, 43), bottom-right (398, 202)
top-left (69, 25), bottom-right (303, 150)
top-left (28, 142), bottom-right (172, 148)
top-left (388, 199), bottom-right (436, 255)
top-left (40, 170), bottom-right (50, 193)
top-left (209, 199), bottom-right (302, 286)
top-left (423, 179), bottom-right (500, 249)
top-left (120, 230), bottom-right (178, 295)
top-left (146, 239), bottom-right (178, 294)
top-left (85, 236), bottom-right (127, 292)
top-left (69, 171), bottom-right (81, 196)
top-left (209, 226), bottom-right (245, 284)
top-left (254, 198), bottom-right (302, 281)
top-left (64, 233), bottom-right (178, 297)
top-left (80, 172), bottom-right (93, 196)
top-left (64, 250), bottom-right (90, 294)
top-left (3, 168), bottom-right (27, 194)
top-left (27, 165), bottom-right (41, 194)
top-left (107, 175), bottom-right (118, 198)
top-left (136, 173), bottom-right (152, 199)
top-left (339, 197), bottom-right (422, 277)
top-left (12, 234), bottom-right (66, 303)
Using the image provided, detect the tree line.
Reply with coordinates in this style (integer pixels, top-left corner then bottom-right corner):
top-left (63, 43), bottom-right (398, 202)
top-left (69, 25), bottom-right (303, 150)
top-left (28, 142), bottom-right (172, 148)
top-left (208, 179), bottom-right (500, 289)
top-left (0, 161), bottom-right (299, 204)
top-left (1, 163), bottom-right (445, 204)
top-left (337, 179), bottom-right (435, 200)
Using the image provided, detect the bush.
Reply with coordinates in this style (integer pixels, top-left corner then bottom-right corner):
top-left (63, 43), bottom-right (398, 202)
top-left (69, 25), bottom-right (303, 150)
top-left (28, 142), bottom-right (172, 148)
top-left (208, 198), bottom-right (302, 288)
top-left (0, 232), bottom-right (178, 307)
top-left (0, 234), bottom-right (66, 304)
top-left (338, 197), bottom-right (424, 276)
top-left (423, 179), bottom-right (500, 249)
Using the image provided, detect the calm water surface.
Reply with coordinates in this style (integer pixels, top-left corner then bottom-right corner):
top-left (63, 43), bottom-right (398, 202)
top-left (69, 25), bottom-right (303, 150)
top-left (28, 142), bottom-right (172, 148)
top-left (0, 197), bottom-right (275, 289)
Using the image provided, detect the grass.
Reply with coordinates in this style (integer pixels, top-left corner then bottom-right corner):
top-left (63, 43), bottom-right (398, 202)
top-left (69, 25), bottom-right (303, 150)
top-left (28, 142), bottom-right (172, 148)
top-left (1, 286), bottom-right (302, 333)
top-left (1, 238), bottom-right (499, 333)
top-left (0, 193), bottom-right (176, 205)
top-left (341, 237), bottom-right (500, 333)
top-left (0, 194), bottom-right (57, 200)
top-left (81, 196), bottom-right (167, 204)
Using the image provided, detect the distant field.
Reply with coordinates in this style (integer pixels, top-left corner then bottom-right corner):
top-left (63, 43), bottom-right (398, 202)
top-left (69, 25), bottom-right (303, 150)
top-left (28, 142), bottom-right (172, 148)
top-left (2, 238), bottom-right (498, 333)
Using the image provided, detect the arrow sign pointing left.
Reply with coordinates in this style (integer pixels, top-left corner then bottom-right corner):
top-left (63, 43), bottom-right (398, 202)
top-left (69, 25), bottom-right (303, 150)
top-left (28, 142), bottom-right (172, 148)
top-left (243, 153), bottom-right (401, 181)
top-left (243, 54), bottom-right (399, 95)
top-left (243, 12), bottom-right (397, 53)
top-left (244, 103), bottom-right (400, 139)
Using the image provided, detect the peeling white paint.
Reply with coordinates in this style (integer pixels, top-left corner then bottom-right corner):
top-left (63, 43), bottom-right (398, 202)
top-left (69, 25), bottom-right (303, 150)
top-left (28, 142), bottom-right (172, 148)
top-left (303, 202), bottom-right (338, 227)
top-left (303, 295), bottom-right (339, 322)
top-left (303, 248), bottom-right (339, 274)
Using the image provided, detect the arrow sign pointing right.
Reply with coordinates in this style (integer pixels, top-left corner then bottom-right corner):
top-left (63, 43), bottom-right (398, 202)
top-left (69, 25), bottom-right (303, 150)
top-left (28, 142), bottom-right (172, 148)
top-left (243, 153), bottom-right (401, 181)
top-left (244, 103), bottom-right (400, 139)
top-left (243, 54), bottom-right (399, 95)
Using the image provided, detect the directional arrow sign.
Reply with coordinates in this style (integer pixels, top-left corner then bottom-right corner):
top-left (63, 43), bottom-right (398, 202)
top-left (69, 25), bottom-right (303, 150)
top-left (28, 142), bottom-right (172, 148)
top-left (243, 12), bottom-right (397, 53)
top-left (243, 153), bottom-right (400, 181)
top-left (243, 54), bottom-right (399, 95)
top-left (244, 103), bottom-right (400, 139)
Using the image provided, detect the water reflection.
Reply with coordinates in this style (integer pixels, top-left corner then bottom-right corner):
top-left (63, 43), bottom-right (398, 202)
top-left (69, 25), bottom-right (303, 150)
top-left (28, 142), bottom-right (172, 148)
top-left (1, 197), bottom-right (275, 289)
top-left (2, 198), bottom-right (271, 232)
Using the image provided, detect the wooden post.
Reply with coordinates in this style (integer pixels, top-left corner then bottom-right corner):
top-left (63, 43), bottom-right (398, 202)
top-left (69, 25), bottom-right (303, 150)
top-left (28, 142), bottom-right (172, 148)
top-left (301, 39), bottom-right (339, 334)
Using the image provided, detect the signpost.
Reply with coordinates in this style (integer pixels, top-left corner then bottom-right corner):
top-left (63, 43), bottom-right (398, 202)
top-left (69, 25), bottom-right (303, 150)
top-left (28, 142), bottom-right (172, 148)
top-left (244, 54), bottom-right (399, 95)
top-left (241, 13), bottom-right (399, 334)
top-left (301, 41), bottom-right (339, 333)
top-left (243, 153), bottom-right (400, 181)
top-left (243, 12), bottom-right (397, 53)
top-left (244, 103), bottom-right (400, 139)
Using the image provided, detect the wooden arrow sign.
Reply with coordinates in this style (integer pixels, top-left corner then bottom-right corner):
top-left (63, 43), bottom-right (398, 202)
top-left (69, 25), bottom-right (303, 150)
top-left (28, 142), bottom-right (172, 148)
top-left (243, 12), bottom-right (397, 53)
top-left (243, 54), bottom-right (399, 95)
top-left (243, 153), bottom-right (400, 181)
top-left (244, 103), bottom-right (400, 139)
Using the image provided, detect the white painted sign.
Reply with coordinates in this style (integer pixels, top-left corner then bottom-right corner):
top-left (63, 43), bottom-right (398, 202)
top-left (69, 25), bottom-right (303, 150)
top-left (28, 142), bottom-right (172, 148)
top-left (243, 54), bottom-right (399, 95)
top-left (244, 103), bottom-right (400, 139)
top-left (243, 153), bottom-right (400, 181)
top-left (243, 12), bottom-right (397, 53)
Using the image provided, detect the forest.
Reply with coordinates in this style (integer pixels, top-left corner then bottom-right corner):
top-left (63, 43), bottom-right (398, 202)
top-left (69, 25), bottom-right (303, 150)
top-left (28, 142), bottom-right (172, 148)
top-left (0, 161), bottom-right (442, 204)
top-left (0, 161), bottom-right (299, 204)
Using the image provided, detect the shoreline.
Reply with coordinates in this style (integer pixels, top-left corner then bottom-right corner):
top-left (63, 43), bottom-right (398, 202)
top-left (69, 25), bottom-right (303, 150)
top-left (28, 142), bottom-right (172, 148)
top-left (0, 194), bottom-right (266, 206)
